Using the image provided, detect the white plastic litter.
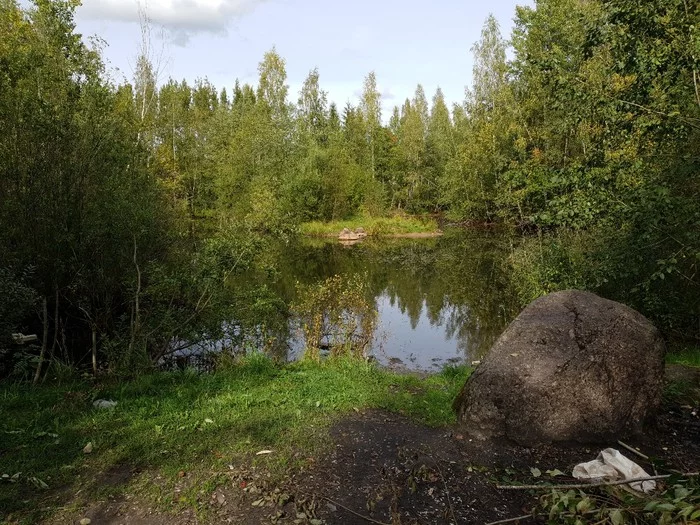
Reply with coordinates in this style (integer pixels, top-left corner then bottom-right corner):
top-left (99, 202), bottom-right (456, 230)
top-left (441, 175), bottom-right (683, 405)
top-left (572, 448), bottom-right (656, 493)
top-left (93, 399), bottom-right (118, 409)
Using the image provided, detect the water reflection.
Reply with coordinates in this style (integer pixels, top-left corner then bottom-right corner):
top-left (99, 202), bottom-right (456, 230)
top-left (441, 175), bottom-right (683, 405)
top-left (250, 229), bottom-right (519, 371)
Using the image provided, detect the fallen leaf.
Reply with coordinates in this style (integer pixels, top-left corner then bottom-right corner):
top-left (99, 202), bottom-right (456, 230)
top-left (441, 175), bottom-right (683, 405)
top-left (530, 467), bottom-right (542, 478)
top-left (610, 509), bottom-right (623, 525)
top-left (79, 519), bottom-right (91, 525)
top-left (256, 450), bottom-right (273, 455)
top-left (82, 442), bottom-right (93, 454)
top-left (510, 353), bottom-right (519, 357)
top-left (546, 469), bottom-right (564, 477)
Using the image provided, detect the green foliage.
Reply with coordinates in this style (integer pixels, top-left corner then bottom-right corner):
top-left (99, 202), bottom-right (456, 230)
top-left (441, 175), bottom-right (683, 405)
top-left (2, 0), bottom-right (699, 375)
top-left (666, 345), bottom-right (700, 368)
top-left (484, 0), bottom-right (700, 338)
top-left (292, 274), bottom-right (377, 360)
top-left (508, 230), bottom-right (608, 305)
top-left (0, 267), bottom-right (38, 345)
top-left (539, 476), bottom-right (700, 524)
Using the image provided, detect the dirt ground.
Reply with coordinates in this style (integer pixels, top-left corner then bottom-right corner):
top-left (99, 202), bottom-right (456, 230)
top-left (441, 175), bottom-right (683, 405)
top-left (48, 371), bottom-right (699, 525)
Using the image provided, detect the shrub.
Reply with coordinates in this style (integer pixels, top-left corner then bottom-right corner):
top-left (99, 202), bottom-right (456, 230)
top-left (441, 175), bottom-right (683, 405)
top-left (292, 274), bottom-right (377, 361)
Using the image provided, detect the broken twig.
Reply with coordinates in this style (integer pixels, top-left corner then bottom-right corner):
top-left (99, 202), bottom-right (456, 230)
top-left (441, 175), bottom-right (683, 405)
top-left (616, 440), bottom-right (649, 461)
top-left (485, 514), bottom-right (533, 525)
top-left (319, 495), bottom-right (391, 525)
top-left (497, 472), bottom-right (699, 491)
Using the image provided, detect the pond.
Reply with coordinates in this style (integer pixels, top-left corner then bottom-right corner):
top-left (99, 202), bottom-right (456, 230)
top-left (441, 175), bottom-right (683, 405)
top-left (226, 228), bottom-right (520, 372)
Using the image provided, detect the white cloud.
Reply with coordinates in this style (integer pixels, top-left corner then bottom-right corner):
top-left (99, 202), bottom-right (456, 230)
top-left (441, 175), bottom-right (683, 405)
top-left (381, 88), bottom-right (395, 101)
top-left (79, 0), bottom-right (268, 43)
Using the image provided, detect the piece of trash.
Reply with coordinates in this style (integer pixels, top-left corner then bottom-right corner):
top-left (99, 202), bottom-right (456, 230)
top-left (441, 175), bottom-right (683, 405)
top-left (572, 448), bottom-right (655, 493)
top-left (83, 442), bottom-right (93, 454)
top-left (256, 450), bottom-right (273, 455)
top-left (93, 399), bottom-right (117, 409)
top-left (11, 333), bottom-right (38, 344)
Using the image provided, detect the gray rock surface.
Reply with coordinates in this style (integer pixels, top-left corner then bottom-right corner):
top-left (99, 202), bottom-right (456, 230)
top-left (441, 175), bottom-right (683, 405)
top-left (339, 228), bottom-right (361, 241)
top-left (453, 290), bottom-right (665, 445)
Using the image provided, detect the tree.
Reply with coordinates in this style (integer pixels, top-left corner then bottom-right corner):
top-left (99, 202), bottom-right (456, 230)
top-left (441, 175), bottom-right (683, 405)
top-left (257, 47), bottom-right (290, 122)
top-left (442, 14), bottom-right (512, 221)
top-left (426, 87), bottom-right (454, 210)
top-left (298, 67), bottom-right (328, 144)
top-left (360, 71), bottom-right (382, 179)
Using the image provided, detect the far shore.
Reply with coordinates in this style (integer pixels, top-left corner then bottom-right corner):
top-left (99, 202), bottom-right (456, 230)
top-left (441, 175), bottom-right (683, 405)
top-left (309, 230), bottom-right (444, 239)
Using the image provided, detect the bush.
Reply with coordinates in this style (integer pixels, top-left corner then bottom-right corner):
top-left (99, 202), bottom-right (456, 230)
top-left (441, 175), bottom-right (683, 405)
top-left (0, 267), bottom-right (38, 377)
top-left (292, 274), bottom-right (377, 361)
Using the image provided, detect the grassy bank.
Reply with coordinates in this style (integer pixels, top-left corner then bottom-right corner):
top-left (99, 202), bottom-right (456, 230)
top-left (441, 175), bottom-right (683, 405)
top-left (667, 344), bottom-right (700, 368)
top-left (0, 356), bottom-right (470, 523)
top-left (300, 214), bottom-right (439, 237)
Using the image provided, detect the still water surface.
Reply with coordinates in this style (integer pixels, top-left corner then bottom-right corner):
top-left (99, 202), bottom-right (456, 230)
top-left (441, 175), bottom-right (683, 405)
top-left (256, 229), bottom-right (519, 371)
top-left (179, 229), bottom-right (518, 372)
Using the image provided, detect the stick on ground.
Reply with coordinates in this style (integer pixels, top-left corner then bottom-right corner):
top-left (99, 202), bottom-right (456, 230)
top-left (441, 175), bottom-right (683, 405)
top-left (497, 472), bottom-right (699, 491)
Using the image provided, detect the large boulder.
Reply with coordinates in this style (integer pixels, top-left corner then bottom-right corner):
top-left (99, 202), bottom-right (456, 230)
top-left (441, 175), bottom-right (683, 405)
top-left (453, 290), bottom-right (665, 446)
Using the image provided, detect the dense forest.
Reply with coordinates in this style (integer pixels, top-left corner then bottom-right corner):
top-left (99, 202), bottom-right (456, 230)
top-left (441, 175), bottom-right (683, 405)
top-left (1, 0), bottom-right (698, 378)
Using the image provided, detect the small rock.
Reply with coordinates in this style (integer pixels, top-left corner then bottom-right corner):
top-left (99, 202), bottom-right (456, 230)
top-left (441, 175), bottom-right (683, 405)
top-left (79, 518), bottom-right (91, 525)
top-left (93, 399), bottom-right (117, 409)
top-left (82, 442), bottom-right (93, 454)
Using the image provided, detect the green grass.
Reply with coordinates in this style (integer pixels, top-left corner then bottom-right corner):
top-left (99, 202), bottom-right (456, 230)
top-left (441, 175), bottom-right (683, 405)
top-left (300, 214), bottom-right (439, 237)
top-left (0, 356), bottom-right (470, 523)
top-left (666, 344), bottom-right (700, 367)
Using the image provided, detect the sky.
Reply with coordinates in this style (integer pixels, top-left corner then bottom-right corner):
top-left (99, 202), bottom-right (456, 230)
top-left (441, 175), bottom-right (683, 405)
top-left (73, 0), bottom-right (533, 117)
